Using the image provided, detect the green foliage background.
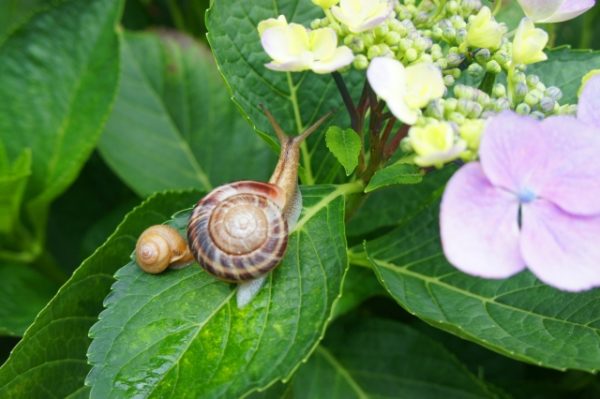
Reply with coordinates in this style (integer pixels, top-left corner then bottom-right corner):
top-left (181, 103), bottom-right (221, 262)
top-left (0, 0), bottom-right (599, 398)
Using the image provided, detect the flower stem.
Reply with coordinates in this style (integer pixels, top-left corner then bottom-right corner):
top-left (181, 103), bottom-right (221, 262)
top-left (332, 72), bottom-right (359, 131)
top-left (286, 72), bottom-right (315, 185)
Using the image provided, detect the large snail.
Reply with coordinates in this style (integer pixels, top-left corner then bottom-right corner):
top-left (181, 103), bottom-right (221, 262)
top-left (135, 108), bottom-right (330, 305)
top-left (187, 108), bottom-right (330, 282)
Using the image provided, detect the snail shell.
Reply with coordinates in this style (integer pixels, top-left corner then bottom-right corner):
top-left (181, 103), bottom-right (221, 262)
top-left (135, 225), bottom-right (193, 274)
top-left (187, 181), bottom-right (288, 281)
top-left (187, 108), bottom-right (331, 282)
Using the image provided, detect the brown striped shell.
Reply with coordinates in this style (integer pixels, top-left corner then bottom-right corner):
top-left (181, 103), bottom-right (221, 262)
top-left (187, 181), bottom-right (289, 282)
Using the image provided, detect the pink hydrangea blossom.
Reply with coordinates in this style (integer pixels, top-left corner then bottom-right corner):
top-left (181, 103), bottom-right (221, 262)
top-left (517, 0), bottom-right (595, 23)
top-left (440, 76), bottom-right (600, 291)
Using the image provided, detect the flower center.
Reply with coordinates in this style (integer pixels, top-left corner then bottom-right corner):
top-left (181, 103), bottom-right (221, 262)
top-left (518, 188), bottom-right (537, 204)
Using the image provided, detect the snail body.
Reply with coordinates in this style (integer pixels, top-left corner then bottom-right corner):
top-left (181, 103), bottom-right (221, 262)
top-left (135, 225), bottom-right (194, 274)
top-left (187, 109), bottom-right (330, 282)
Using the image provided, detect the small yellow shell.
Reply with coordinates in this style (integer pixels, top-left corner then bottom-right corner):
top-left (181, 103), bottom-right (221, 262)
top-left (135, 225), bottom-right (193, 274)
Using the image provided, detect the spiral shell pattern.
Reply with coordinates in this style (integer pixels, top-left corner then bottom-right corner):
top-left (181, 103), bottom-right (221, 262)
top-left (187, 181), bottom-right (288, 282)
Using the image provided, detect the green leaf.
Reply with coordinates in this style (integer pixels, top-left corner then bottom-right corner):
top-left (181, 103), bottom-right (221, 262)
top-left (325, 127), bottom-right (361, 176)
top-left (0, 264), bottom-right (58, 337)
top-left (0, 0), bottom-right (49, 38)
top-left (365, 162), bottom-right (423, 193)
top-left (0, 190), bottom-right (200, 398)
top-left (86, 185), bottom-right (349, 398)
top-left (0, 147), bottom-right (31, 234)
top-left (99, 30), bottom-right (276, 197)
top-left (530, 47), bottom-right (600, 104)
top-left (347, 166), bottom-right (454, 238)
top-left (289, 317), bottom-right (502, 398)
top-left (359, 201), bottom-right (600, 373)
top-left (331, 266), bottom-right (385, 320)
top-left (206, 0), bottom-right (362, 184)
top-left (0, 0), bottom-right (122, 237)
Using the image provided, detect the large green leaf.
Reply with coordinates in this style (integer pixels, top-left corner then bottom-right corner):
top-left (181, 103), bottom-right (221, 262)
top-left (270, 317), bottom-right (502, 398)
top-left (87, 185), bottom-right (349, 398)
top-left (206, 0), bottom-right (361, 184)
top-left (99, 31), bottom-right (276, 197)
top-left (357, 201), bottom-right (600, 373)
top-left (0, 0), bottom-right (122, 241)
top-left (0, 264), bottom-right (58, 337)
top-left (530, 47), bottom-right (600, 104)
top-left (0, 190), bottom-right (200, 398)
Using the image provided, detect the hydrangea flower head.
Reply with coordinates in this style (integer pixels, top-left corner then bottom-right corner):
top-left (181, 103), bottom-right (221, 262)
top-left (331, 0), bottom-right (394, 33)
top-left (259, 15), bottom-right (354, 74)
top-left (441, 98), bottom-right (600, 290)
top-left (367, 57), bottom-right (445, 125)
top-left (517, 0), bottom-right (595, 23)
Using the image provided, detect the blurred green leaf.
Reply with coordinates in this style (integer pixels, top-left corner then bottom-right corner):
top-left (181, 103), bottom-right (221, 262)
top-left (0, 0), bottom-right (122, 243)
top-left (0, 264), bottom-right (58, 337)
top-left (0, 0), bottom-right (50, 38)
top-left (99, 30), bottom-right (276, 197)
top-left (0, 148), bottom-right (31, 234)
top-left (331, 266), bottom-right (385, 320)
top-left (206, 0), bottom-right (363, 184)
top-left (325, 127), bottom-right (361, 176)
top-left (347, 166), bottom-right (454, 239)
top-left (365, 162), bottom-right (423, 193)
top-left (0, 190), bottom-right (200, 398)
top-left (359, 200), bottom-right (600, 373)
top-left (530, 48), bottom-right (600, 104)
top-left (290, 317), bottom-right (503, 398)
top-left (87, 185), bottom-right (348, 398)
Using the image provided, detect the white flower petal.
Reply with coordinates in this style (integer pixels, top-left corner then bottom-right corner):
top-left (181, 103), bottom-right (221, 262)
top-left (310, 46), bottom-right (354, 74)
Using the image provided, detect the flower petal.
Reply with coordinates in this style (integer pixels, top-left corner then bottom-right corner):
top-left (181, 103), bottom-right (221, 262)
top-left (516, 0), bottom-right (563, 22)
top-left (309, 28), bottom-right (337, 60)
top-left (367, 57), bottom-right (418, 124)
top-left (521, 199), bottom-right (600, 291)
top-left (543, 0), bottom-right (595, 22)
top-left (441, 162), bottom-right (525, 278)
top-left (535, 116), bottom-right (600, 215)
top-left (261, 24), bottom-right (309, 63)
top-left (578, 74), bottom-right (600, 129)
top-left (480, 111), bottom-right (550, 194)
top-left (310, 46), bottom-right (354, 74)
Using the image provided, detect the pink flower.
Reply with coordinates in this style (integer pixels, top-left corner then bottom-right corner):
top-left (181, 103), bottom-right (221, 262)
top-left (517, 0), bottom-right (595, 23)
top-left (440, 80), bottom-right (600, 291)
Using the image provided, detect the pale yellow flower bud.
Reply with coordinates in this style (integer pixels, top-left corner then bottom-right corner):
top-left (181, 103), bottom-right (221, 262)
top-left (259, 17), bottom-right (354, 74)
top-left (331, 0), bottom-right (393, 33)
top-left (466, 7), bottom-right (506, 50)
top-left (257, 15), bottom-right (288, 37)
top-left (312, 0), bottom-right (340, 9)
top-left (578, 69), bottom-right (600, 97)
top-left (367, 58), bottom-right (445, 125)
top-left (409, 122), bottom-right (467, 168)
top-left (512, 18), bottom-right (548, 65)
top-left (459, 119), bottom-right (485, 151)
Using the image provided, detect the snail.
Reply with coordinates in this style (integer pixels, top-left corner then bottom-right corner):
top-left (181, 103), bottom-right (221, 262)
top-left (187, 108), bottom-right (331, 285)
top-left (135, 225), bottom-right (194, 274)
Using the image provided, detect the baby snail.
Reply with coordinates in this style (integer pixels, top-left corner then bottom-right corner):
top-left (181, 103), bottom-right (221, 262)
top-left (135, 225), bottom-right (194, 274)
top-left (187, 107), bottom-right (331, 283)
